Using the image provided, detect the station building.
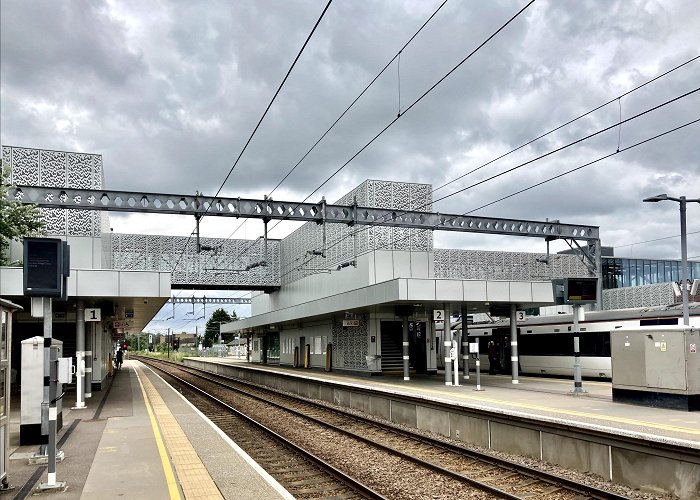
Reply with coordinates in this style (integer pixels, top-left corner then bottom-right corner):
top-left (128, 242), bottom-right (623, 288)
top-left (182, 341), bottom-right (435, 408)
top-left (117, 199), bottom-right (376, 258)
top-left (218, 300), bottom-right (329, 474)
top-left (2, 145), bottom-right (697, 383)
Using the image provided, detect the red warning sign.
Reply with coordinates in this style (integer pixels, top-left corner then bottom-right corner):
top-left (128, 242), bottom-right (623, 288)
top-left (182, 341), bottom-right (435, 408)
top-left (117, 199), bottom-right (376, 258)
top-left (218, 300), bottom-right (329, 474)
top-left (690, 344), bottom-right (697, 354)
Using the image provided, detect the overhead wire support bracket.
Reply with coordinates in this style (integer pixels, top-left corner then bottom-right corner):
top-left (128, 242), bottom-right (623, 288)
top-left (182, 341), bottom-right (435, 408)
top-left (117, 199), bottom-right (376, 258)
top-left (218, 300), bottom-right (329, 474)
top-left (307, 197), bottom-right (327, 258)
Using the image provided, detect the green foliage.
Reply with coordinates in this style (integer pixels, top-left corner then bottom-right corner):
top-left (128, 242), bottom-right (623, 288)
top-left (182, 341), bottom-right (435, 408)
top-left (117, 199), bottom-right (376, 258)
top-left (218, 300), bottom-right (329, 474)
top-left (203, 308), bottom-right (238, 347)
top-left (0, 165), bottom-right (44, 265)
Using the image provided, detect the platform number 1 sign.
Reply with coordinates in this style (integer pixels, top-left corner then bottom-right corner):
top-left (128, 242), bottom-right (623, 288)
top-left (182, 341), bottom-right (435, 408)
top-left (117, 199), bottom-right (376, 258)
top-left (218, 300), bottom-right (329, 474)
top-left (433, 310), bottom-right (445, 322)
top-left (85, 308), bottom-right (101, 322)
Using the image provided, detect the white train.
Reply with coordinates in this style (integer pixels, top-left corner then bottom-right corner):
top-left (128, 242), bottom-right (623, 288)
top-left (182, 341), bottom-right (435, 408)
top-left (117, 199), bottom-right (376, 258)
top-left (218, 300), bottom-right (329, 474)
top-left (442, 303), bottom-right (700, 379)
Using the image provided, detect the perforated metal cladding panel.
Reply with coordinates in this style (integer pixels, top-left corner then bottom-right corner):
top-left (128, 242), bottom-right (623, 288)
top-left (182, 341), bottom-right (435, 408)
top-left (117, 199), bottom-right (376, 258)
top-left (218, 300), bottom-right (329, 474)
top-left (331, 315), bottom-right (368, 370)
top-left (110, 233), bottom-right (281, 287)
top-left (434, 249), bottom-right (590, 281)
top-left (281, 180), bottom-right (432, 285)
top-left (602, 283), bottom-right (675, 310)
top-left (3, 146), bottom-right (105, 237)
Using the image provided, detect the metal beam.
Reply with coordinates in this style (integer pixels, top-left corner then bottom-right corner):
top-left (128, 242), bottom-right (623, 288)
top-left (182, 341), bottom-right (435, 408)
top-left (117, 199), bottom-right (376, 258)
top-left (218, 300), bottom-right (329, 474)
top-left (9, 185), bottom-right (599, 240)
top-left (168, 297), bottom-right (251, 305)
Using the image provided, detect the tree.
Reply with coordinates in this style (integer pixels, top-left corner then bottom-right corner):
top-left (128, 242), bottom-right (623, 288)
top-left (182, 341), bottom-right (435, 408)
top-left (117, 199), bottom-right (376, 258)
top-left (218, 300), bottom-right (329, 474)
top-left (1, 165), bottom-right (44, 265)
top-left (203, 308), bottom-right (238, 347)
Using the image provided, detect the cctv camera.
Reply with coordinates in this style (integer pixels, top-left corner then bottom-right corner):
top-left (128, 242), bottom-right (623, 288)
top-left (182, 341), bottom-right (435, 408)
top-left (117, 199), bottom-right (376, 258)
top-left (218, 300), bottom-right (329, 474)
top-left (143, 299), bottom-right (148, 304)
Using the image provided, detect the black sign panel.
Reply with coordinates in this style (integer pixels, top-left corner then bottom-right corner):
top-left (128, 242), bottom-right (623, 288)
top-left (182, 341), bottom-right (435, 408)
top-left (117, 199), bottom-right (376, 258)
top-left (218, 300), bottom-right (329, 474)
top-left (23, 238), bottom-right (63, 297)
top-left (564, 278), bottom-right (598, 304)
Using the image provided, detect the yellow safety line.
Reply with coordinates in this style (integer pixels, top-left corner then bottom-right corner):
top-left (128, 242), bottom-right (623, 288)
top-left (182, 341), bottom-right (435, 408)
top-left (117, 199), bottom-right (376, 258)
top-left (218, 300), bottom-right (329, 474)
top-left (134, 367), bottom-right (182, 500)
top-left (375, 381), bottom-right (700, 436)
top-left (136, 364), bottom-right (225, 500)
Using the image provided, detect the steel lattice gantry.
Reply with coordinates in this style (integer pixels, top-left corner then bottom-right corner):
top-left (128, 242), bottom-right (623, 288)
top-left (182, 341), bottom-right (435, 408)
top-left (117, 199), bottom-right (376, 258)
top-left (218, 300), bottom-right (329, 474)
top-left (168, 297), bottom-right (252, 305)
top-left (9, 185), bottom-right (599, 240)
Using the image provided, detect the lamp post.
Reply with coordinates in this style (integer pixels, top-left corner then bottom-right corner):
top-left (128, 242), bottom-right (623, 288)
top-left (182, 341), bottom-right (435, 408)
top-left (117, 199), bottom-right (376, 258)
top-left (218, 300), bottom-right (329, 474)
top-left (643, 193), bottom-right (700, 325)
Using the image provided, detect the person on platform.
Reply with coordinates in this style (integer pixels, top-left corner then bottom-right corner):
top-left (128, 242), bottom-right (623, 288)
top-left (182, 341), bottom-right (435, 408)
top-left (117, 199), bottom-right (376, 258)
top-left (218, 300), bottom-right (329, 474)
top-left (115, 348), bottom-right (123, 370)
top-left (487, 340), bottom-right (498, 374)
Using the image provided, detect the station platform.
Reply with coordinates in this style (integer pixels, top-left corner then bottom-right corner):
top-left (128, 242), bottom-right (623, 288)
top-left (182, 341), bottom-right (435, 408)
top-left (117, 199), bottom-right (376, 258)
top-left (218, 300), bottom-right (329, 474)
top-left (191, 357), bottom-right (700, 446)
top-left (2, 360), bottom-right (292, 500)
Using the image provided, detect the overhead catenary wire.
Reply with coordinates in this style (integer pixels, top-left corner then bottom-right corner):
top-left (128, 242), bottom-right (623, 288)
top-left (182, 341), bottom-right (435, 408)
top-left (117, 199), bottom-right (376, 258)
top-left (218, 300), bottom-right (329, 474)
top-left (270, 88), bottom-right (700, 278)
top-left (274, 118), bottom-right (699, 284)
top-left (170, 0), bottom-right (334, 275)
top-left (229, 56), bottom-right (700, 273)
top-left (614, 230), bottom-right (700, 249)
top-left (204, 0), bottom-right (453, 268)
top-left (433, 54), bottom-right (700, 193)
top-left (244, 0), bottom-right (534, 261)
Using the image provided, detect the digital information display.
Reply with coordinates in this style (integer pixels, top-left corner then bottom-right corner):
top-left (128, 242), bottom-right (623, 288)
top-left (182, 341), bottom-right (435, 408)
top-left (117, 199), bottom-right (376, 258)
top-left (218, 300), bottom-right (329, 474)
top-left (564, 277), bottom-right (598, 304)
top-left (23, 238), bottom-right (63, 297)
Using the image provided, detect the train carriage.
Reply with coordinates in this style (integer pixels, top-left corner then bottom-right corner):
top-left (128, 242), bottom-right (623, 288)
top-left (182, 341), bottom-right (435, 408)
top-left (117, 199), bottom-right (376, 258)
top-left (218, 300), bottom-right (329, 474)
top-left (440, 303), bottom-right (700, 379)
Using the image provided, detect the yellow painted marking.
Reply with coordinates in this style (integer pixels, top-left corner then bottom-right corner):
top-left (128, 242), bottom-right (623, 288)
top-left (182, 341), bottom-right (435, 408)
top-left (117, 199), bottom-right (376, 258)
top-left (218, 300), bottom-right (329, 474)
top-left (135, 365), bottom-right (224, 500)
top-left (134, 367), bottom-right (182, 500)
top-left (373, 381), bottom-right (700, 436)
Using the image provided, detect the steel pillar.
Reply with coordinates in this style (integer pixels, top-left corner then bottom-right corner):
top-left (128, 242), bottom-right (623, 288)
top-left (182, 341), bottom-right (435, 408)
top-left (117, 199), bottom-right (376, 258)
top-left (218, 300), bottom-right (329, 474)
top-left (510, 304), bottom-right (519, 384)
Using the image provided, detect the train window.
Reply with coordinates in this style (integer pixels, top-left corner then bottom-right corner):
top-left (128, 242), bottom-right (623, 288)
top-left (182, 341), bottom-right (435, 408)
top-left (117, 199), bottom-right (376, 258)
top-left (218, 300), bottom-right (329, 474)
top-left (640, 318), bottom-right (678, 326)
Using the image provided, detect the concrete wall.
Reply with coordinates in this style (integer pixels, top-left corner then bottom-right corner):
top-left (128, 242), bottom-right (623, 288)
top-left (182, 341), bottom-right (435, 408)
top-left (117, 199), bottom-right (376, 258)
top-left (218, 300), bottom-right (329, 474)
top-left (183, 359), bottom-right (700, 499)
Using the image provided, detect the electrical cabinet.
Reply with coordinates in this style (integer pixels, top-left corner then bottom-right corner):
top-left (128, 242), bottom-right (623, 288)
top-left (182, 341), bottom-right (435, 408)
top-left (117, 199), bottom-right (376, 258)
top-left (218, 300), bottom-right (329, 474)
top-left (611, 327), bottom-right (699, 411)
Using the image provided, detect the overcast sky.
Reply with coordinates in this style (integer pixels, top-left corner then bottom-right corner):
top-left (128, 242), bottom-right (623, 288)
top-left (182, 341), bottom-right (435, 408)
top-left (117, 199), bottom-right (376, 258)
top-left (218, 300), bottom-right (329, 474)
top-left (2, 0), bottom-right (698, 333)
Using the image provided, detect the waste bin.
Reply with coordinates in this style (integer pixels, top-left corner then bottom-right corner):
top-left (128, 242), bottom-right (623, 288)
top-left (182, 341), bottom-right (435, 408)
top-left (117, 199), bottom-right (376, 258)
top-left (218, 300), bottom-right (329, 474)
top-left (365, 355), bottom-right (381, 371)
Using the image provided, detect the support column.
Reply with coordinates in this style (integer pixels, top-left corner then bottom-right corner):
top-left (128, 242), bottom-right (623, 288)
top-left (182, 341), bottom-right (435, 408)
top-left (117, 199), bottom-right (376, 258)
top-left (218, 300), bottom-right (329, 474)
top-left (85, 323), bottom-right (92, 398)
top-left (442, 303), bottom-right (452, 386)
top-left (572, 304), bottom-right (585, 393)
top-left (74, 300), bottom-right (86, 409)
top-left (402, 316), bottom-right (410, 381)
top-left (461, 306), bottom-right (469, 379)
top-left (510, 304), bottom-right (519, 384)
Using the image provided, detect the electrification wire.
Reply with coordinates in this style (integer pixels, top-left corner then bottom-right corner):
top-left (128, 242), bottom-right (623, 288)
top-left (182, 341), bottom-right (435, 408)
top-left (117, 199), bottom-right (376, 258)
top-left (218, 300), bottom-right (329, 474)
top-left (268, 0), bottom-right (449, 197)
top-left (272, 88), bottom-right (700, 276)
top-left (171, 0), bottom-right (334, 275)
top-left (242, 0), bottom-right (534, 264)
top-left (433, 54), bottom-right (700, 192)
top-left (614, 231), bottom-right (700, 248)
top-left (462, 119), bottom-right (700, 214)
top-left (431, 87), bottom-right (699, 205)
top-left (228, 56), bottom-right (700, 273)
top-left (215, 0), bottom-right (450, 255)
top-left (304, 0), bottom-right (535, 203)
top-left (275, 118), bottom-right (699, 284)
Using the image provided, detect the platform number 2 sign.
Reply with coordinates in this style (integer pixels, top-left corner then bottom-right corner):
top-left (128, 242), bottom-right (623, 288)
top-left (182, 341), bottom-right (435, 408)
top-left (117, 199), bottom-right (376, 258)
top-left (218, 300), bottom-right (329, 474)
top-left (433, 310), bottom-right (445, 322)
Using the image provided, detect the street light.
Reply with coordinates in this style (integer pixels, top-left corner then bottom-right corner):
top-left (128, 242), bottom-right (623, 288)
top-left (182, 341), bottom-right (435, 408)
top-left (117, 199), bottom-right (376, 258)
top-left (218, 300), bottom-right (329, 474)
top-left (643, 193), bottom-right (700, 325)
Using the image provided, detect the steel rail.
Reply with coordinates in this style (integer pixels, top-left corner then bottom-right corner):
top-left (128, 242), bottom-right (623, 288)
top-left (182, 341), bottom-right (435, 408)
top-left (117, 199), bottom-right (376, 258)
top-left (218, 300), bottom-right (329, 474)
top-left (141, 357), bottom-right (628, 500)
top-left (140, 358), bottom-right (387, 500)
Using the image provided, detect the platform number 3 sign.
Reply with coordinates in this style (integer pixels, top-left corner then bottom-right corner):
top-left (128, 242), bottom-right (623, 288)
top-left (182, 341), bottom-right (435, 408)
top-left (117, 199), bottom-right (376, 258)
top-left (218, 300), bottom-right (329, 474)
top-left (433, 310), bottom-right (445, 322)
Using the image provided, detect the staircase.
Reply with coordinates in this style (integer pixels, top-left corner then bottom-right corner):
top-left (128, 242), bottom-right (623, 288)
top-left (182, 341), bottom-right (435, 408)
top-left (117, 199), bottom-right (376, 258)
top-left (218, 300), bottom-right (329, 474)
top-left (380, 334), bottom-right (408, 373)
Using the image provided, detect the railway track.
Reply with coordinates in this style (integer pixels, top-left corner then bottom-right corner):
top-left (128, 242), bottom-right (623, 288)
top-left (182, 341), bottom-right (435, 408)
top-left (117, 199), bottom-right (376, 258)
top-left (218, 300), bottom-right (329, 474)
top-left (138, 357), bottom-right (631, 499)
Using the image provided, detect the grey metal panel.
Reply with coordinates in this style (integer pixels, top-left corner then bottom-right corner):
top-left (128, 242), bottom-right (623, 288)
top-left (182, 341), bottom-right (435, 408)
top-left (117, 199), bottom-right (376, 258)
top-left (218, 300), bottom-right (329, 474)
top-left (436, 280), bottom-right (463, 301)
top-left (509, 281), bottom-right (532, 302)
top-left (486, 281), bottom-right (510, 301)
top-left (645, 333), bottom-right (686, 390)
top-left (611, 331), bottom-right (646, 387)
top-left (406, 279), bottom-right (435, 301)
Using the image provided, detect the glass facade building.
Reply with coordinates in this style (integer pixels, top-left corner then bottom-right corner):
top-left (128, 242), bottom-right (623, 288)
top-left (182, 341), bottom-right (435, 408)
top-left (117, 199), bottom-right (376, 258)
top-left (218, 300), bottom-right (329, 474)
top-left (602, 257), bottom-right (700, 289)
